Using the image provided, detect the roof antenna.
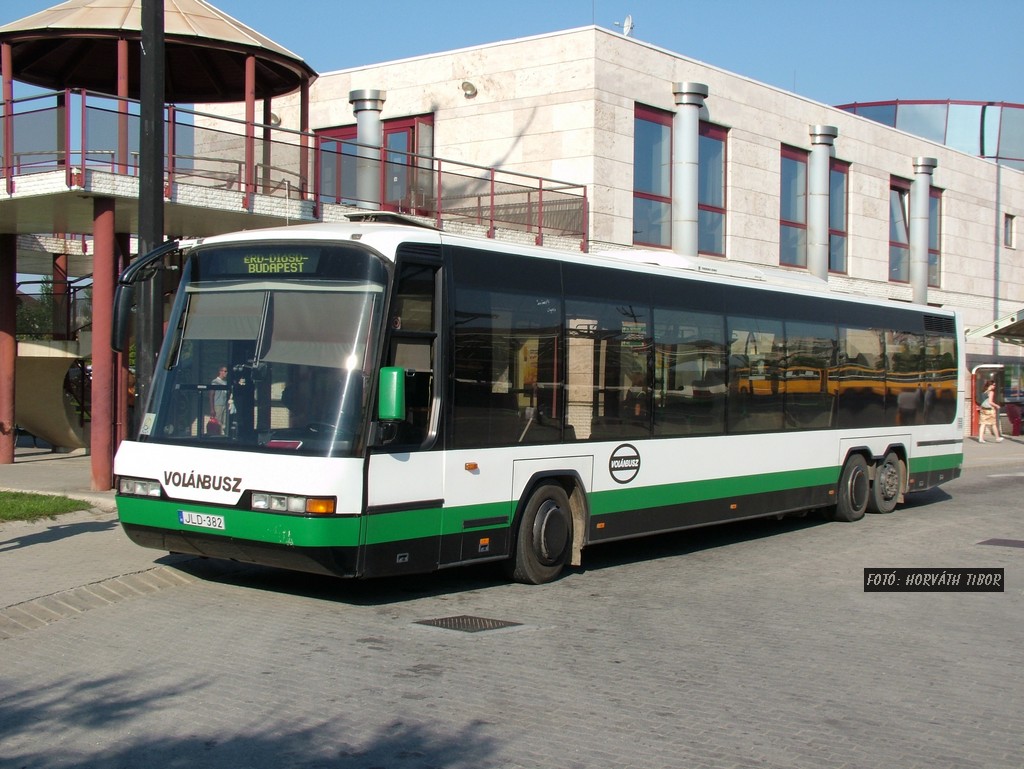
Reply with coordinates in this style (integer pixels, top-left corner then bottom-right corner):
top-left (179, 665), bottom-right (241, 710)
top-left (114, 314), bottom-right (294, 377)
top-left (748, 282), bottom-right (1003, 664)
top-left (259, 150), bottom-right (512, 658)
top-left (615, 14), bottom-right (634, 36)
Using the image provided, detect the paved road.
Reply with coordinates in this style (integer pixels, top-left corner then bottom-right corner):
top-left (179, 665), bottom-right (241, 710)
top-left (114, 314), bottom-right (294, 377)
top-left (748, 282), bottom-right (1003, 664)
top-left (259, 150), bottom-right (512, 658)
top-left (1, 445), bottom-right (1022, 768)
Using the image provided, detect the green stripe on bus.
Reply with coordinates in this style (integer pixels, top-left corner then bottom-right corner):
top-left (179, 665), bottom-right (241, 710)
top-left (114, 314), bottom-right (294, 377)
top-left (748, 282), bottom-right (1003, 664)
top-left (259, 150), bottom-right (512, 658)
top-left (909, 452), bottom-right (963, 473)
top-left (364, 499), bottom-right (510, 545)
top-left (589, 465), bottom-right (840, 516)
top-left (118, 451), bottom-right (962, 549)
top-left (117, 497), bottom-right (362, 547)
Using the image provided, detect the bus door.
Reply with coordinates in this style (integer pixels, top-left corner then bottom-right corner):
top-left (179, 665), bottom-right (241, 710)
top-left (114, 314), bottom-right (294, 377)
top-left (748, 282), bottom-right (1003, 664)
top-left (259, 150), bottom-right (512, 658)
top-left (365, 251), bottom-right (444, 576)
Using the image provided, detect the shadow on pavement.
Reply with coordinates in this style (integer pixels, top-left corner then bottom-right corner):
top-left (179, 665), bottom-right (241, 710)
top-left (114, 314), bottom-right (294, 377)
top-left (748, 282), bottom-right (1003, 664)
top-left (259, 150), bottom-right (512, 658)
top-left (0, 518), bottom-right (120, 552)
top-left (1, 667), bottom-right (500, 769)
top-left (161, 511), bottom-right (844, 606)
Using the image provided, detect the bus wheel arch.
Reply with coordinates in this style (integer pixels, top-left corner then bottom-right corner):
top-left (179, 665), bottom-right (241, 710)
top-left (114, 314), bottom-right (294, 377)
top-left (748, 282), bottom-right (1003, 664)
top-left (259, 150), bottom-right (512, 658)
top-left (834, 452), bottom-right (870, 522)
top-left (867, 449), bottom-right (905, 514)
top-left (507, 474), bottom-right (585, 584)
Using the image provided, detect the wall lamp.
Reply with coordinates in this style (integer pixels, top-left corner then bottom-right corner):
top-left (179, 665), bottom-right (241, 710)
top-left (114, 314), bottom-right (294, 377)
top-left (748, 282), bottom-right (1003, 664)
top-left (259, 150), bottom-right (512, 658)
top-left (461, 81), bottom-right (478, 99)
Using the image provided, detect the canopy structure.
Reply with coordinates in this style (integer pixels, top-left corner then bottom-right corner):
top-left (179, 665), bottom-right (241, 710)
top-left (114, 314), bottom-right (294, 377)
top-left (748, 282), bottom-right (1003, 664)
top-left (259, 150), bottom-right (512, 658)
top-left (0, 0), bottom-right (318, 481)
top-left (966, 309), bottom-right (1024, 345)
top-left (0, 0), bottom-right (316, 102)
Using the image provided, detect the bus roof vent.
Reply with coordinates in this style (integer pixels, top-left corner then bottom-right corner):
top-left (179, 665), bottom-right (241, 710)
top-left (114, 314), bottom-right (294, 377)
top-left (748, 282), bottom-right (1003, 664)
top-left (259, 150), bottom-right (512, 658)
top-left (597, 249), bottom-right (830, 291)
top-left (924, 314), bottom-right (956, 334)
top-left (344, 211), bottom-right (438, 229)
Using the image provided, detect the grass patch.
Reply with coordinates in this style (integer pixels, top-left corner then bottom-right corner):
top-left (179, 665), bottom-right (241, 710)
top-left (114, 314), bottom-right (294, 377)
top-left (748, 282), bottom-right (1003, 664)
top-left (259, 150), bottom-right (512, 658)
top-left (0, 491), bottom-right (93, 522)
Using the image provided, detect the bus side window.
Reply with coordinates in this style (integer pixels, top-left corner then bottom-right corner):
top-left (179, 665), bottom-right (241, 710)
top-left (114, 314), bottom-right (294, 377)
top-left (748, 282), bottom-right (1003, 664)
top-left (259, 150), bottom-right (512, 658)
top-left (386, 259), bottom-right (439, 445)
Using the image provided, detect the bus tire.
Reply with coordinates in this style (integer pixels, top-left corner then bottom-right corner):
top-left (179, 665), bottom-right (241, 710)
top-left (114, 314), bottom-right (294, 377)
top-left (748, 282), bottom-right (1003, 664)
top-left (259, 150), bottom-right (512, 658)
top-left (509, 483), bottom-right (573, 585)
top-left (834, 454), bottom-right (869, 522)
top-left (867, 451), bottom-right (902, 514)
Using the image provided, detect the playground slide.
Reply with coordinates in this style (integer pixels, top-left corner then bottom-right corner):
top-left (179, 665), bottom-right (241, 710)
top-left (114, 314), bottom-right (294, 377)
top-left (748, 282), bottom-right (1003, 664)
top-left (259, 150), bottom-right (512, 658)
top-left (14, 352), bottom-right (87, 450)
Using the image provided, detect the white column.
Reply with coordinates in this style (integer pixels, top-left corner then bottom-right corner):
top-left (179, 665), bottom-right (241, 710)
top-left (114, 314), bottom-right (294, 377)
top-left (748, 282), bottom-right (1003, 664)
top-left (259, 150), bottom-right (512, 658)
top-left (671, 82), bottom-right (708, 256)
top-left (807, 125), bottom-right (838, 280)
top-left (349, 89), bottom-right (386, 210)
top-left (910, 156), bottom-right (938, 304)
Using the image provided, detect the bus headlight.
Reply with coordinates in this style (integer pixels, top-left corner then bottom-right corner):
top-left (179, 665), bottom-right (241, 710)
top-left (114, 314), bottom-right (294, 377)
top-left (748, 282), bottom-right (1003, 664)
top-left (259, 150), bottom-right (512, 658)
top-left (118, 477), bottom-right (163, 497)
top-left (251, 492), bottom-right (336, 515)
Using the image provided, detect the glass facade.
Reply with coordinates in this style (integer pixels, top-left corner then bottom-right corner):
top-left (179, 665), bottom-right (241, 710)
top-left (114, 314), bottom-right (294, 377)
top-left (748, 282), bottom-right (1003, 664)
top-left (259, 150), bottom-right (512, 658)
top-left (839, 100), bottom-right (1024, 171)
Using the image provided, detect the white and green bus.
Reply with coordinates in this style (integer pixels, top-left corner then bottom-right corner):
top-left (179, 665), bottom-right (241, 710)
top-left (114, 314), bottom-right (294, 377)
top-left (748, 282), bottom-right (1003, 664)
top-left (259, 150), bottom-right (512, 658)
top-left (113, 216), bottom-right (964, 584)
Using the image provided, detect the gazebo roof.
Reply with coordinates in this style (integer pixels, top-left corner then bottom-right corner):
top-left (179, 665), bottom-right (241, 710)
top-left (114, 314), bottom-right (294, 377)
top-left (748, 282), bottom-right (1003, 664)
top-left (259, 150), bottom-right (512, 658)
top-left (0, 0), bottom-right (316, 102)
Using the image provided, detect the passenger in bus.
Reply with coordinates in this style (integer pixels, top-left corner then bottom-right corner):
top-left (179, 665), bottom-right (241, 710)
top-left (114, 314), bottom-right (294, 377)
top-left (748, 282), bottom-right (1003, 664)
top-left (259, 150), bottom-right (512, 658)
top-left (208, 365), bottom-right (229, 435)
top-left (625, 367), bottom-right (649, 419)
top-left (282, 367), bottom-right (314, 428)
top-left (896, 388), bottom-right (919, 426)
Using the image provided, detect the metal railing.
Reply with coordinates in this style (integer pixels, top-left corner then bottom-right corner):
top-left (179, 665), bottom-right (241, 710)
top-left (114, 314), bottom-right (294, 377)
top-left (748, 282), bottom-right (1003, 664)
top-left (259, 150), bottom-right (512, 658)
top-left (1, 90), bottom-right (589, 248)
top-left (14, 276), bottom-right (92, 341)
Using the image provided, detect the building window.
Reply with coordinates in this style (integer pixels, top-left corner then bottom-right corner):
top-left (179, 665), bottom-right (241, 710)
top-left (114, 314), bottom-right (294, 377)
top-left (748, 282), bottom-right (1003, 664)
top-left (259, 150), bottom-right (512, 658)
top-left (698, 123), bottom-right (727, 257)
top-left (928, 190), bottom-right (942, 288)
top-left (829, 161), bottom-right (849, 273)
top-left (1006, 214), bottom-right (1017, 248)
top-left (889, 179), bottom-right (911, 282)
top-left (633, 104), bottom-right (673, 248)
top-left (780, 146), bottom-right (808, 267)
top-left (315, 115), bottom-right (434, 209)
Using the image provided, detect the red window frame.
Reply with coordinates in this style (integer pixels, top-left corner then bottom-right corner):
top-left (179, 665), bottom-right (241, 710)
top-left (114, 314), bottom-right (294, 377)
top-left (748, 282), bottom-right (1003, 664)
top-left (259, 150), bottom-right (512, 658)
top-left (780, 145), bottom-right (809, 267)
top-left (633, 104), bottom-right (673, 248)
top-left (889, 177), bottom-right (911, 283)
top-left (698, 122), bottom-right (727, 257)
top-left (828, 159), bottom-right (850, 274)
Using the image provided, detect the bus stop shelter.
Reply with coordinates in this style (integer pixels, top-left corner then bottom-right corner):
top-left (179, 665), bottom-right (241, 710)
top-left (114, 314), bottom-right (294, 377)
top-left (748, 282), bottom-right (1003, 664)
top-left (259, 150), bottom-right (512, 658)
top-left (966, 309), bottom-right (1024, 346)
top-left (966, 308), bottom-right (1024, 436)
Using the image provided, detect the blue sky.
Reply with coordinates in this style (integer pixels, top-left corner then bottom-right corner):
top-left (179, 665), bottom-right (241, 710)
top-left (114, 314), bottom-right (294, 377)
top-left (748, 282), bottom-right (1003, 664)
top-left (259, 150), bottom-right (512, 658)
top-left (6, 0), bottom-right (1024, 105)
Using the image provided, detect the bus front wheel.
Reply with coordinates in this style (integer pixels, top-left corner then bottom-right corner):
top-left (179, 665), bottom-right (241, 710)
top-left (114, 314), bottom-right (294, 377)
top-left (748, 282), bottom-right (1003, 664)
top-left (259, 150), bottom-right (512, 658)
top-left (508, 483), bottom-right (573, 585)
top-left (834, 454), bottom-right (869, 522)
top-left (867, 451), bottom-right (902, 514)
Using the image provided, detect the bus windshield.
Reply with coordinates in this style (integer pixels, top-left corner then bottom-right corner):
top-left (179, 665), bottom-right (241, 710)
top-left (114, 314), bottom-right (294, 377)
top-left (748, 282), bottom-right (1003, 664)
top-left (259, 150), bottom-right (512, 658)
top-left (137, 242), bottom-right (389, 457)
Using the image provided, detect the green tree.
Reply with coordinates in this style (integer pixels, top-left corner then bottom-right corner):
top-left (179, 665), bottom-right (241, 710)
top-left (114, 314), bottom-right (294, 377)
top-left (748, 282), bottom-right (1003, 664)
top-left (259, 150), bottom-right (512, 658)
top-left (15, 278), bottom-right (55, 340)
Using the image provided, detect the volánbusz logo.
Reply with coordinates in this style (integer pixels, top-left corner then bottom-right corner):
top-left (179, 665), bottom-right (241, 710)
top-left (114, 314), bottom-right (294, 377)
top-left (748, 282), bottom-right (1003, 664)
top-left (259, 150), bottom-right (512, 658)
top-left (163, 469), bottom-right (242, 493)
top-left (609, 443), bottom-right (641, 484)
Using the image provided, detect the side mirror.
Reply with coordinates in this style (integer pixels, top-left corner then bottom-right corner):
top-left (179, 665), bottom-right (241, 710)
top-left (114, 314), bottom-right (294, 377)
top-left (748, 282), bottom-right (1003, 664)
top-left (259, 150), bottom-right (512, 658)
top-left (111, 283), bottom-right (135, 352)
top-left (377, 366), bottom-right (406, 421)
top-left (110, 239), bottom-right (185, 352)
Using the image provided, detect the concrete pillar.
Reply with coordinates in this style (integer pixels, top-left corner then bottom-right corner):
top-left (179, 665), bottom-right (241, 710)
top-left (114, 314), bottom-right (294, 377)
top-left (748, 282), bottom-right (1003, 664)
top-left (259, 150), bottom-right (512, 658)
top-left (0, 233), bottom-right (15, 463)
top-left (91, 199), bottom-right (117, 490)
top-left (671, 82), bottom-right (709, 256)
top-left (262, 98), bottom-right (274, 195)
top-left (349, 89), bottom-right (386, 210)
top-left (299, 80), bottom-right (310, 200)
top-left (115, 232), bottom-right (132, 447)
top-left (2, 43), bottom-right (13, 195)
top-left (117, 37), bottom-right (130, 174)
top-left (243, 54), bottom-right (257, 206)
top-left (807, 125), bottom-right (838, 280)
top-left (910, 157), bottom-right (938, 305)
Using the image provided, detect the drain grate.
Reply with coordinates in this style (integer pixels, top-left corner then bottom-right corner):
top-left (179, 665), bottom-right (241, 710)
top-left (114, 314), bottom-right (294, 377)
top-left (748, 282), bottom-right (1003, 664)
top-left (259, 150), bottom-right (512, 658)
top-left (978, 538), bottom-right (1024, 549)
top-left (415, 614), bottom-right (522, 633)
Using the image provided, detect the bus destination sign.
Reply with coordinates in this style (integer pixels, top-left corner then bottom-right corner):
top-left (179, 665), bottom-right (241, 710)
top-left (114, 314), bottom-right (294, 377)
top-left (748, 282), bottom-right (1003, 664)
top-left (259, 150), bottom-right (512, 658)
top-left (242, 254), bottom-right (312, 274)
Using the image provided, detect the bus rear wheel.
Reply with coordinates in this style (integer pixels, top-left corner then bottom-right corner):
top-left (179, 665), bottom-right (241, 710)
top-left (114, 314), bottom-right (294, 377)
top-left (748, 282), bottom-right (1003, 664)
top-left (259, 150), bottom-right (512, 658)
top-left (508, 483), bottom-right (573, 585)
top-left (867, 451), bottom-right (902, 514)
top-left (834, 454), bottom-right (869, 522)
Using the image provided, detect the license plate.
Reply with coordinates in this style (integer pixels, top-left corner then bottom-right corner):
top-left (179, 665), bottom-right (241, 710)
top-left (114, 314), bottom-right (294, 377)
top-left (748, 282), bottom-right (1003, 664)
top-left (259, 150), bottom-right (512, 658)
top-left (178, 511), bottom-right (225, 530)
